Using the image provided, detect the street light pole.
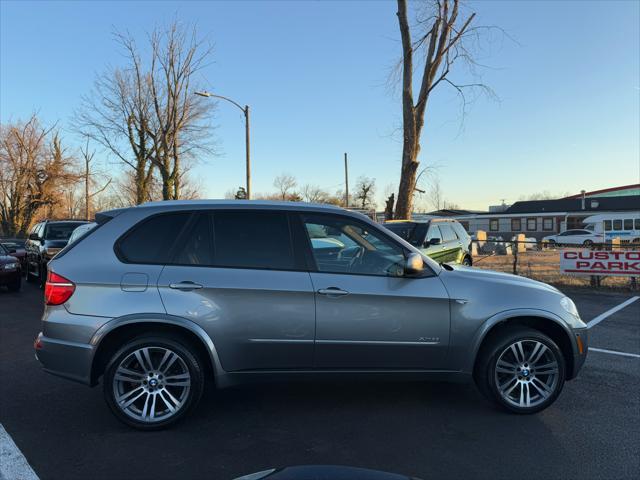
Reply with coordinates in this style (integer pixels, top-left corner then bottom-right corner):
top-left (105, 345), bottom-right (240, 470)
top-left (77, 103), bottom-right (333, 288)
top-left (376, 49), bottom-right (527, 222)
top-left (195, 91), bottom-right (251, 199)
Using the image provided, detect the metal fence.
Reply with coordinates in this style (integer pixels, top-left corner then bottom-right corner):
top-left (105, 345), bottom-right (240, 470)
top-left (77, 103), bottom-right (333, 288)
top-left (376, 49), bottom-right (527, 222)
top-left (470, 239), bottom-right (639, 290)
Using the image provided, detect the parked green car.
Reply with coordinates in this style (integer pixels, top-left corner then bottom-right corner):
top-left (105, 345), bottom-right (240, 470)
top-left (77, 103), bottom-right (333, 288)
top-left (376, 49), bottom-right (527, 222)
top-left (383, 218), bottom-right (473, 265)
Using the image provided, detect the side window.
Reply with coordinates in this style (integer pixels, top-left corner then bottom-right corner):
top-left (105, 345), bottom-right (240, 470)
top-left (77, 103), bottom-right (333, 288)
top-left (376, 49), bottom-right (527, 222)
top-left (439, 224), bottom-right (458, 242)
top-left (452, 222), bottom-right (470, 240)
top-left (213, 211), bottom-right (294, 270)
top-left (612, 219), bottom-right (622, 230)
top-left (604, 220), bottom-right (612, 231)
top-left (543, 218), bottom-right (554, 231)
top-left (302, 215), bottom-right (405, 277)
top-left (118, 213), bottom-right (191, 264)
top-left (173, 214), bottom-right (213, 266)
top-left (426, 225), bottom-right (442, 244)
top-left (489, 219), bottom-right (499, 231)
top-left (511, 218), bottom-right (521, 231)
top-left (526, 218), bottom-right (537, 231)
top-left (623, 219), bottom-right (633, 230)
top-left (635, 219), bottom-right (640, 230)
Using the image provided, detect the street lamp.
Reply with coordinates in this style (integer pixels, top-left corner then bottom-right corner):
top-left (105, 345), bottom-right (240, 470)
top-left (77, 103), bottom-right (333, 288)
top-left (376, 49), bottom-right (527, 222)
top-left (195, 90), bottom-right (251, 200)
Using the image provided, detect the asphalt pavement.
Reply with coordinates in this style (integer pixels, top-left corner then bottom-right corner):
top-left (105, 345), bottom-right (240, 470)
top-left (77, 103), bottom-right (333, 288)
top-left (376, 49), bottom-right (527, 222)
top-left (1, 282), bottom-right (638, 480)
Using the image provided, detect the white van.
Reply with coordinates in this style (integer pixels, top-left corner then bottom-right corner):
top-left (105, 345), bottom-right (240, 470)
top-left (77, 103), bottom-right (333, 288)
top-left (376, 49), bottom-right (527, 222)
top-left (583, 212), bottom-right (640, 243)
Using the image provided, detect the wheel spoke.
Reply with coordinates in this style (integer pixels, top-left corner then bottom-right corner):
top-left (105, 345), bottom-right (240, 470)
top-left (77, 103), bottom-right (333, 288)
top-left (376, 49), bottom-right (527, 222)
top-left (510, 342), bottom-right (525, 363)
top-left (114, 367), bottom-right (144, 383)
top-left (140, 392), bottom-right (152, 419)
top-left (159, 352), bottom-right (179, 374)
top-left (535, 362), bottom-right (558, 376)
top-left (164, 372), bottom-right (191, 387)
top-left (531, 378), bottom-right (553, 398)
top-left (519, 382), bottom-right (531, 407)
top-left (134, 348), bottom-right (154, 372)
top-left (530, 343), bottom-right (548, 365)
top-left (499, 377), bottom-right (519, 396)
top-left (156, 350), bottom-right (173, 372)
top-left (118, 387), bottom-right (145, 408)
top-left (158, 389), bottom-right (180, 413)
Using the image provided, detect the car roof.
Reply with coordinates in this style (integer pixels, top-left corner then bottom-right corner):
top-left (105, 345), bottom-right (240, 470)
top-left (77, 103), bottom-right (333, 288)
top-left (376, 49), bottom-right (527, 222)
top-left (384, 217), bottom-right (454, 224)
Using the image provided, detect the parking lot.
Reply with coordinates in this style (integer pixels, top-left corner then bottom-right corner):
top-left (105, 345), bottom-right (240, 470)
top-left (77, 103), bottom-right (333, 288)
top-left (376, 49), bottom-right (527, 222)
top-left (1, 282), bottom-right (638, 480)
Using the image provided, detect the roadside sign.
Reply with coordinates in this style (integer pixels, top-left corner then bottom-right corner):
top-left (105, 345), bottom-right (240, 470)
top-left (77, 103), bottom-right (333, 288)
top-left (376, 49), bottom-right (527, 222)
top-left (561, 250), bottom-right (640, 276)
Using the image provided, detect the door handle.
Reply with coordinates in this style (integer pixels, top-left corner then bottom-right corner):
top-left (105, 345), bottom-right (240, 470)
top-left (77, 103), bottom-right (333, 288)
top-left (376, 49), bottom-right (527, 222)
top-left (317, 287), bottom-right (349, 297)
top-left (169, 281), bottom-right (203, 291)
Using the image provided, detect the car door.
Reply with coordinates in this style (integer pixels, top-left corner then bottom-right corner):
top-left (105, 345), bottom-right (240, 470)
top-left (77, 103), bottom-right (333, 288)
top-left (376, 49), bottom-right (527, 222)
top-left (26, 223), bottom-right (42, 276)
top-left (438, 223), bottom-right (462, 263)
top-left (158, 210), bottom-right (316, 372)
top-left (300, 213), bottom-right (450, 370)
top-left (423, 224), bottom-right (446, 263)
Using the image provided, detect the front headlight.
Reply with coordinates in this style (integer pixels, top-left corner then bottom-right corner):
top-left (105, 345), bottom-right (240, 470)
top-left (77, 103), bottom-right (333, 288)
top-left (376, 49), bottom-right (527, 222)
top-left (560, 296), bottom-right (586, 328)
top-left (3, 262), bottom-right (18, 270)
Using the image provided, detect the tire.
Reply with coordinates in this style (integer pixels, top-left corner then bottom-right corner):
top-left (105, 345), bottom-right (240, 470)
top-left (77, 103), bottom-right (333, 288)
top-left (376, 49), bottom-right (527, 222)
top-left (583, 240), bottom-right (593, 247)
top-left (544, 240), bottom-right (556, 249)
top-left (7, 275), bottom-right (21, 292)
top-left (474, 327), bottom-right (566, 414)
top-left (103, 335), bottom-right (205, 430)
top-left (461, 256), bottom-right (472, 266)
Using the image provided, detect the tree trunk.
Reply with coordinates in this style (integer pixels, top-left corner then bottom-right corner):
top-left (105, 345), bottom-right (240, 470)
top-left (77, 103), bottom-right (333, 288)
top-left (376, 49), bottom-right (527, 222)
top-left (395, 141), bottom-right (419, 219)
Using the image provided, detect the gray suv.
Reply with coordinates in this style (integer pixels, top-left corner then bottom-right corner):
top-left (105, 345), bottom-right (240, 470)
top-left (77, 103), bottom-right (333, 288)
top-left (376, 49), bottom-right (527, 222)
top-left (35, 201), bottom-right (588, 429)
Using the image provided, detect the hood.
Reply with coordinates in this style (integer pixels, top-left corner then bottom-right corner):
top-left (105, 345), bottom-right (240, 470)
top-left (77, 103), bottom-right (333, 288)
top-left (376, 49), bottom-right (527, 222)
top-left (442, 264), bottom-right (562, 295)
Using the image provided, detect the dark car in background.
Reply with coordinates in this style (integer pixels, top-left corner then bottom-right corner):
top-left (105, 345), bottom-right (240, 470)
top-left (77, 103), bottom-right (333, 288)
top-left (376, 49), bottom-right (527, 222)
top-left (25, 220), bottom-right (89, 287)
top-left (0, 242), bottom-right (22, 292)
top-left (383, 218), bottom-right (472, 266)
top-left (1, 238), bottom-right (27, 273)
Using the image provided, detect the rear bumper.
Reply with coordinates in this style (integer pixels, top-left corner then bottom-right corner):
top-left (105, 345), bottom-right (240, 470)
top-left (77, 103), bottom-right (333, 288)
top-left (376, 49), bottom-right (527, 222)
top-left (34, 332), bottom-right (95, 385)
top-left (569, 327), bottom-right (588, 380)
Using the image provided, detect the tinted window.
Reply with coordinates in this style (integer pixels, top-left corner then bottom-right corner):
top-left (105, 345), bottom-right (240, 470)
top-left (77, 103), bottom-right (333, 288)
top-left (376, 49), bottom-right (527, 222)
top-left (489, 219), bottom-right (499, 231)
top-left (636, 219), bottom-right (640, 230)
top-left (384, 223), bottom-right (416, 243)
top-left (604, 220), bottom-right (612, 231)
top-left (213, 212), bottom-right (294, 270)
top-left (303, 215), bottom-right (405, 277)
top-left (44, 223), bottom-right (84, 241)
top-left (173, 214), bottom-right (213, 265)
top-left (439, 224), bottom-right (457, 242)
top-left (613, 220), bottom-right (622, 230)
top-left (118, 213), bottom-right (191, 264)
top-left (624, 219), bottom-right (633, 230)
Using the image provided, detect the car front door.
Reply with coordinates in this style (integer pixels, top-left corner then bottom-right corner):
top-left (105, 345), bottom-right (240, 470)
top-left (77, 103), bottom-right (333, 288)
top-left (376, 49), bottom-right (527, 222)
top-left (423, 224), bottom-right (446, 263)
top-left (300, 214), bottom-right (450, 370)
top-left (158, 210), bottom-right (316, 372)
top-left (438, 223), bottom-right (462, 263)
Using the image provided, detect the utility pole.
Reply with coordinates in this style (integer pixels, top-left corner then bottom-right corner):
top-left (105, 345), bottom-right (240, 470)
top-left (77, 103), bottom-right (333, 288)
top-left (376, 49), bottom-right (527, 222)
top-left (245, 105), bottom-right (251, 200)
top-left (344, 152), bottom-right (349, 208)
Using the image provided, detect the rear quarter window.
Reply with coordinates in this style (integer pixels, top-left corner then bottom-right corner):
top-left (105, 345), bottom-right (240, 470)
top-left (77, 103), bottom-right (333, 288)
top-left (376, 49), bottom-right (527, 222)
top-left (117, 212), bottom-right (191, 264)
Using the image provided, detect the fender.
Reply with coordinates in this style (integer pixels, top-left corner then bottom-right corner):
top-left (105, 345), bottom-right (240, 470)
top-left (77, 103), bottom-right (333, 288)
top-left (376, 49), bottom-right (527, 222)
top-left (464, 308), bottom-right (575, 374)
top-left (90, 313), bottom-right (228, 386)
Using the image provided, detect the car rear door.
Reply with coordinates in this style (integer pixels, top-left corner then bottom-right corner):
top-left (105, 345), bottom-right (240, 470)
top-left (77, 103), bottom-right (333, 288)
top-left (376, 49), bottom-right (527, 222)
top-left (300, 213), bottom-right (450, 370)
top-left (438, 223), bottom-right (462, 263)
top-left (158, 210), bottom-right (316, 372)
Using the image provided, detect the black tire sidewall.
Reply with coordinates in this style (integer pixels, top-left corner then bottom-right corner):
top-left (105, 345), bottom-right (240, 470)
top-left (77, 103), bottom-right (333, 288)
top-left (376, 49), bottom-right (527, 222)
top-left (480, 329), bottom-right (566, 414)
top-left (103, 336), bottom-right (204, 430)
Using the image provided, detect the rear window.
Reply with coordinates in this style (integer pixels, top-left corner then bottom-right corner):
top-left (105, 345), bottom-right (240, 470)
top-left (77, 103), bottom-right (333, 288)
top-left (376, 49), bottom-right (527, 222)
top-left (118, 213), bottom-right (191, 264)
top-left (44, 223), bottom-right (84, 240)
top-left (212, 211), bottom-right (294, 270)
top-left (384, 223), bottom-right (416, 242)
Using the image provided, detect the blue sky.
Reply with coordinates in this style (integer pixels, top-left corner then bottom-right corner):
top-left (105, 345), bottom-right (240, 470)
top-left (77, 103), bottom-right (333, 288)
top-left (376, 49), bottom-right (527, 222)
top-left (1, 0), bottom-right (638, 210)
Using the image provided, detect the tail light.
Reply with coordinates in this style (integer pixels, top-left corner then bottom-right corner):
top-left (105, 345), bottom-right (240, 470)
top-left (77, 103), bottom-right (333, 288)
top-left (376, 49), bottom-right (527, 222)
top-left (44, 271), bottom-right (75, 306)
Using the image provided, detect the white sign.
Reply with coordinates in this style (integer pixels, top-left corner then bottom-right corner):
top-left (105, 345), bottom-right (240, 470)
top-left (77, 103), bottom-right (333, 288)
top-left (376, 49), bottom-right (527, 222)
top-left (560, 250), bottom-right (640, 277)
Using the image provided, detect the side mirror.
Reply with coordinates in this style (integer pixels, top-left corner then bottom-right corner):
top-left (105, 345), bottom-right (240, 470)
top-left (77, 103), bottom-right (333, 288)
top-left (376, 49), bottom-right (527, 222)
top-left (29, 233), bottom-right (40, 241)
top-left (428, 237), bottom-right (441, 246)
top-left (404, 253), bottom-right (424, 276)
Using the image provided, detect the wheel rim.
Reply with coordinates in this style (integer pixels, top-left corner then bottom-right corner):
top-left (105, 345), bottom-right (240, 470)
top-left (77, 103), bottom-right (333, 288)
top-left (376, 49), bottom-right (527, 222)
top-left (494, 340), bottom-right (559, 409)
top-left (112, 346), bottom-right (191, 423)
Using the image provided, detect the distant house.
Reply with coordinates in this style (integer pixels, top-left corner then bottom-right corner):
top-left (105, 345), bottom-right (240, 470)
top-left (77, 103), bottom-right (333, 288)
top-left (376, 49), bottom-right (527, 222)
top-left (454, 190), bottom-right (640, 240)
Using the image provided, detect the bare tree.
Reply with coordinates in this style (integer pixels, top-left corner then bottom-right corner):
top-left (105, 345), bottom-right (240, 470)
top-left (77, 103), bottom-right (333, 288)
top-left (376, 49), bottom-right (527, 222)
top-left (149, 22), bottom-right (215, 200)
top-left (394, 0), bottom-right (490, 218)
top-left (301, 184), bottom-right (328, 203)
top-left (80, 138), bottom-right (111, 220)
top-left (273, 174), bottom-right (297, 200)
top-left (0, 116), bottom-right (78, 236)
top-left (427, 176), bottom-right (443, 211)
top-left (75, 21), bottom-right (214, 203)
top-left (354, 176), bottom-right (376, 209)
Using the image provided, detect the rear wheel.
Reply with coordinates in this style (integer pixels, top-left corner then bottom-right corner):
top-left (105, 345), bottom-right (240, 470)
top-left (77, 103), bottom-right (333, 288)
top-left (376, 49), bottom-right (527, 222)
top-left (474, 328), bottom-right (566, 414)
top-left (583, 240), bottom-right (593, 247)
top-left (103, 335), bottom-right (204, 430)
top-left (461, 256), bottom-right (472, 266)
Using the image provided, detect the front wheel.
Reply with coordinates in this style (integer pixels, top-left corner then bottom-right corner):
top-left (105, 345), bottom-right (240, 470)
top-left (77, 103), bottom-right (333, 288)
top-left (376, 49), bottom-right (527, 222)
top-left (461, 256), bottom-right (472, 266)
top-left (474, 328), bottom-right (566, 414)
top-left (103, 335), bottom-right (204, 430)
top-left (583, 240), bottom-right (593, 247)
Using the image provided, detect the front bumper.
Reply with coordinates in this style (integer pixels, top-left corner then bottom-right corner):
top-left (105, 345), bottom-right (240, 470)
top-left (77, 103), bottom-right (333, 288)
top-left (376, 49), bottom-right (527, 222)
top-left (569, 327), bottom-right (588, 379)
top-left (34, 332), bottom-right (95, 385)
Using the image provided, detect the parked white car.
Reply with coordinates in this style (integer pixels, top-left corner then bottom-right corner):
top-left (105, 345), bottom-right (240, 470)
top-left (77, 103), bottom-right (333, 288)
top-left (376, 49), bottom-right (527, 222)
top-left (542, 229), bottom-right (601, 247)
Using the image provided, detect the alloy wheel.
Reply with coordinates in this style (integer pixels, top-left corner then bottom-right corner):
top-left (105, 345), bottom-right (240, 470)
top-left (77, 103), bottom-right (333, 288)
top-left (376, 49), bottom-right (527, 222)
top-left (112, 346), bottom-right (191, 423)
top-left (494, 340), bottom-right (559, 409)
